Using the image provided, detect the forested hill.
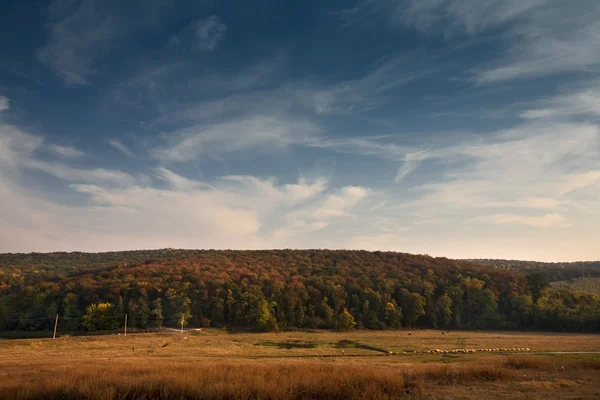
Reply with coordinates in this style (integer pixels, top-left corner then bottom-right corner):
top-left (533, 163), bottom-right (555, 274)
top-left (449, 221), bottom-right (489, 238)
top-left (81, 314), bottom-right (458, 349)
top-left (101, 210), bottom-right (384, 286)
top-left (1, 250), bottom-right (599, 335)
top-left (467, 259), bottom-right (600, 281)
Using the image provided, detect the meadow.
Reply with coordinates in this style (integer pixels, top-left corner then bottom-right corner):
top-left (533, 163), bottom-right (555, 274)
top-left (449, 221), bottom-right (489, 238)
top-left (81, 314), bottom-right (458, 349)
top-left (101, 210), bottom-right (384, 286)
top-left (1, 329), bottom-right (599, 399)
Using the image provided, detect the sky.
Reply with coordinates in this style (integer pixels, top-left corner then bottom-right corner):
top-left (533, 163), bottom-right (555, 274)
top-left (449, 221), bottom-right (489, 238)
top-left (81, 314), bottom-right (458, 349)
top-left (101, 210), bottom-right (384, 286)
top-left (0, 0), bottom-right (599, 261)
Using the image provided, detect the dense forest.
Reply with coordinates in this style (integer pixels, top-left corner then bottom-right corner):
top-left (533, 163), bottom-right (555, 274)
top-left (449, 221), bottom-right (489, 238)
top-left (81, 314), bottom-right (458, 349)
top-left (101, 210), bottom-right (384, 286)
top-left (1, 250), bottom-right (599, 335)
top-left (467, 259), bottom-right (600, 281)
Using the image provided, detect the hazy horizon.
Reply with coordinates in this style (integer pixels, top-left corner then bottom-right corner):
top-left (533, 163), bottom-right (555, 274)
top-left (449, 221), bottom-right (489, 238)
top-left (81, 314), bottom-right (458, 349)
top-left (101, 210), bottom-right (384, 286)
top-left (1, 0), bottom-right (599, 262)
top-left (0, 247), bottom-right (597, 264)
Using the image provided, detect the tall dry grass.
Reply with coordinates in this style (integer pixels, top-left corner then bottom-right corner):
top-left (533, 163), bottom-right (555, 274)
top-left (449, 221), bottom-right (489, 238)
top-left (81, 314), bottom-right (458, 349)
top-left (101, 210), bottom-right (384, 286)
top-left (504, 355), bottom-right (600, 370)
top-left (2, 357), bottom-right (598, 400)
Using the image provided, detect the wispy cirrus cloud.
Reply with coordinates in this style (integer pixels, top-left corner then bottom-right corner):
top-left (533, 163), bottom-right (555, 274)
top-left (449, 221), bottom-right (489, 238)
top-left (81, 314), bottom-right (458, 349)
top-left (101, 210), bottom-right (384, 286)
top-left (396, 122), bottom-right (600, 232)
top-left (171, 15), bottom-right (227, 51)
top-left (521, 80), bottom-right (600, 119)
top-left (311, 52), bottom-right (439, 114)
top-left (306, 136), bottom-right (432, 182)
top-left (154, 115), bottom-right (319, 163)
top-left (36, 0), bottom-right (211, 85)
top-left (475, 212), bottom-right (566, 228)
top-left (309, 118), bottom-right (600, 235)
top-left (108, 139), bottom-right (136, 158)
top-left (37, 0), bottom-right (123, 84)
top-left (46, 144), bottom-right (85, 158)
top-left (340, 0), bottom-right (600, 83)
top-left (0, 128), bottom-right (371, 251)
top-left (0, 96), bottom-right (9, 112)
top-left (0, 114), bottom-right (372, 252)
top-left (0, 122), bottom-right (139, 186)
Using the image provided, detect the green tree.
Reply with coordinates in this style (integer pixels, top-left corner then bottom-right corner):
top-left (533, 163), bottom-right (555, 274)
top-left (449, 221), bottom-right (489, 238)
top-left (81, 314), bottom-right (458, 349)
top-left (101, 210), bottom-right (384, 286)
top-left (336, 308), bottom-right (356, 330)
top-left (510, 294), bottom-right (533, 328)
top-left (319, 297), bottom-right (335, 327)
top-left (82, 303), bottom-right (118, 331)
top-left (401, 291), bottom-right (426, 328)
top-left (435, 294), bottom-right (453, 328)
top-left (474, 289), bottom-right (499, 328)
top-left (384, 301), bottom-right (403, 329)
top-left (62, 293), bottom-right (81, 331)
top-left (130, 297), bottom-right (150, 329)
top-left (527, 273), bottom-right (550, 301)
top-left (0, 297), bottom-right (9, 331)
top-left (150, 298), bottom-right (163, 328)
top-left (178, 297), bottom-right (192, 328)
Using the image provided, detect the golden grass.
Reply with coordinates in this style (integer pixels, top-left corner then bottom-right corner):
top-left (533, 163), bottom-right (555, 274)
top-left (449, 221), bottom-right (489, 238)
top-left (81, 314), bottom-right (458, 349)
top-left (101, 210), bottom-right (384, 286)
top-left (1, 330), bottom-right (599, 399)
top-left (1, 329), bottom-right (597, 362)
top-left (2, 357), bottom-right (599, 400)
top-left (0, 359), bottom-right (518, 400)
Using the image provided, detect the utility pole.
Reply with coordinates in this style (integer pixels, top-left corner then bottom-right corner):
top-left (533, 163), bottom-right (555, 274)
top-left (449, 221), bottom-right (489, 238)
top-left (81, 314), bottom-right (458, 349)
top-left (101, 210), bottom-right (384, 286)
top-left (124, 314), bottom-right (128, 337)
top-left (53, 314), bottom-right (59, 339)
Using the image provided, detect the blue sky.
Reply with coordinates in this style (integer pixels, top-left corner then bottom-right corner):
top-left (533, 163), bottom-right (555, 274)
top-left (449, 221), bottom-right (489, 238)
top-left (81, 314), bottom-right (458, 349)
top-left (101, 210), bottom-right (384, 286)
top-left (1, 0), bottom-right (599, 261)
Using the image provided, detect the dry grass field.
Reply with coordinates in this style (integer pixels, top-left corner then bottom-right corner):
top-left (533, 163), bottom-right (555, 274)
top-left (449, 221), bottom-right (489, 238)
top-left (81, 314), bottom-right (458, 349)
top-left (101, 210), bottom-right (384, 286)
top-left (1, 329), bottom-right (599, 399)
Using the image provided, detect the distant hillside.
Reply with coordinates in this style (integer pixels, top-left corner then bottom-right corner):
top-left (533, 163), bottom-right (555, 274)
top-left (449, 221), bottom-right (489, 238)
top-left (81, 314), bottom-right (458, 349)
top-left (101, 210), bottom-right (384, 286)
top-left (551, 278), bottom-right (600, 294)
top-left (1, 250), bottom-right (599, 335)
top-left (467, 259), bottom-right (600, 281)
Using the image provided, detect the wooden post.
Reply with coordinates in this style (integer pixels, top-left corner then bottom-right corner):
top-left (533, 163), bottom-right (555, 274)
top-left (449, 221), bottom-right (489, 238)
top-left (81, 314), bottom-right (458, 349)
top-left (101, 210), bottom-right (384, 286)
top-left (53, 314), bottom-right (59, 339)
top-left (124, 314), bottom-right (128, 337)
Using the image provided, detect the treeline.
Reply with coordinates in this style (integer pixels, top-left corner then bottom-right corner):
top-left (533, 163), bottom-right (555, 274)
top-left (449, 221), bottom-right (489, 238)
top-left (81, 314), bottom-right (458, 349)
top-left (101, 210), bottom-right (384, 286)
top-left (468, 259), bottom-right (600, 281)
top-left (1, 250), bottom-right (599, 334)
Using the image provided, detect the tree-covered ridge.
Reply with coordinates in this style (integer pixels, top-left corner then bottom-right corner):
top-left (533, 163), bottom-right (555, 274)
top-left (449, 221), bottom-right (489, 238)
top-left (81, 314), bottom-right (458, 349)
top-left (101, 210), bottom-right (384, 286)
top-left (551, 278), bottom-right (600, 294)
top-left (467, 259), bottom-right (600, 281)
top-left (1, 250), bottom-right (599, 334)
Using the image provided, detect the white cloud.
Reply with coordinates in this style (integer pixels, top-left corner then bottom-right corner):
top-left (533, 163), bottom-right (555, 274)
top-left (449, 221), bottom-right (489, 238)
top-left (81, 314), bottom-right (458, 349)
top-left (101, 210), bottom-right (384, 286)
top-left (309, 118), bottom-right (600, 259)
top-left (0, 138), bottom-right (371, 251)
top-left (154, 115), bottom-right (319, 162)
top-left (311, 186), bottom-right (370, 218)
top-left (154, 167), bottom-right (209, 191)
top-left (311, 52), bottom-right (436, 114)
top-left (37, 0), bottom-right (122, 84)
top-left (25, 159), bottom-right (139, 186)
top-left (0, 125), bottom-right (44, 167)
top-left (171, 15), bottom-right (227, 52)
top-left (46, 144), bottom-right (85, 158)
top-left (346, 1), bottom-right (600, 83)
top-left (0, 96), bottom-right (9, 112)
top-left (0, 121), bottom-right (138, 186)
top-left (192, 16), bottom-right (227, 51)
top-left (397, 0), bottom-right (553, 34)
top-left (521, 80), bottom-right (600, 119)
top-left (407, 122), bottom-right (600, 210)
top-left (0, 122), bottom-right (368, 252)
top-left (394, 151), bottom-right (431, 182)
top-left (36, 0), bottom-right (199, 85)
top-left (470, 1), bottom-right (600, 83)
top-left (307, 136), bottom-right (430, 182)
top-left (345, 233), bottom-right (408, 251)
top-left (108, 138), bottom-right (136, 158)
top-left (475, 213), bottom-right (566, 227)
top-left (1, 112), bottom-right (599, 259)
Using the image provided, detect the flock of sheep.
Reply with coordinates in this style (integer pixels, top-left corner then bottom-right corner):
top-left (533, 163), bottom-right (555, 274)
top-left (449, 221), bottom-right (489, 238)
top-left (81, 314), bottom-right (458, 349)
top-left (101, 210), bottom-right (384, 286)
top-left (386, 347), bottom-right (531, 355)
top-left (427, 347), bottom-right (530, 354)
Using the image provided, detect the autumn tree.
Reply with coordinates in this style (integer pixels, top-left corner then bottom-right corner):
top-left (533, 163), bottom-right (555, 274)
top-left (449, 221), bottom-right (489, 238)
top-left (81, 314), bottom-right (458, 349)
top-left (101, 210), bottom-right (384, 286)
top-left (82, 303), bottom-right (117, 331)
top-left (336, 308), bottom-right (356, 330)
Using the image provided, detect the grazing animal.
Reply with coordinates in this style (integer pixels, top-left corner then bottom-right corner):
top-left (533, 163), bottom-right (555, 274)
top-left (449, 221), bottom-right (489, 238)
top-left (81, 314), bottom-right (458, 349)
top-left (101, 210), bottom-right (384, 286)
top-left (441, 332), bottom-right (445, 335)
top-left (408, 333), bottom-right (412, 336)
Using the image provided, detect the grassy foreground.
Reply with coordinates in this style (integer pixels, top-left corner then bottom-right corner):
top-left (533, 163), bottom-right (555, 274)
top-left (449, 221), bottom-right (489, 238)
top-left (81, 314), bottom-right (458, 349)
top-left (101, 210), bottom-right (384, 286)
top-left (1, 329), bottom-right (599, 399)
